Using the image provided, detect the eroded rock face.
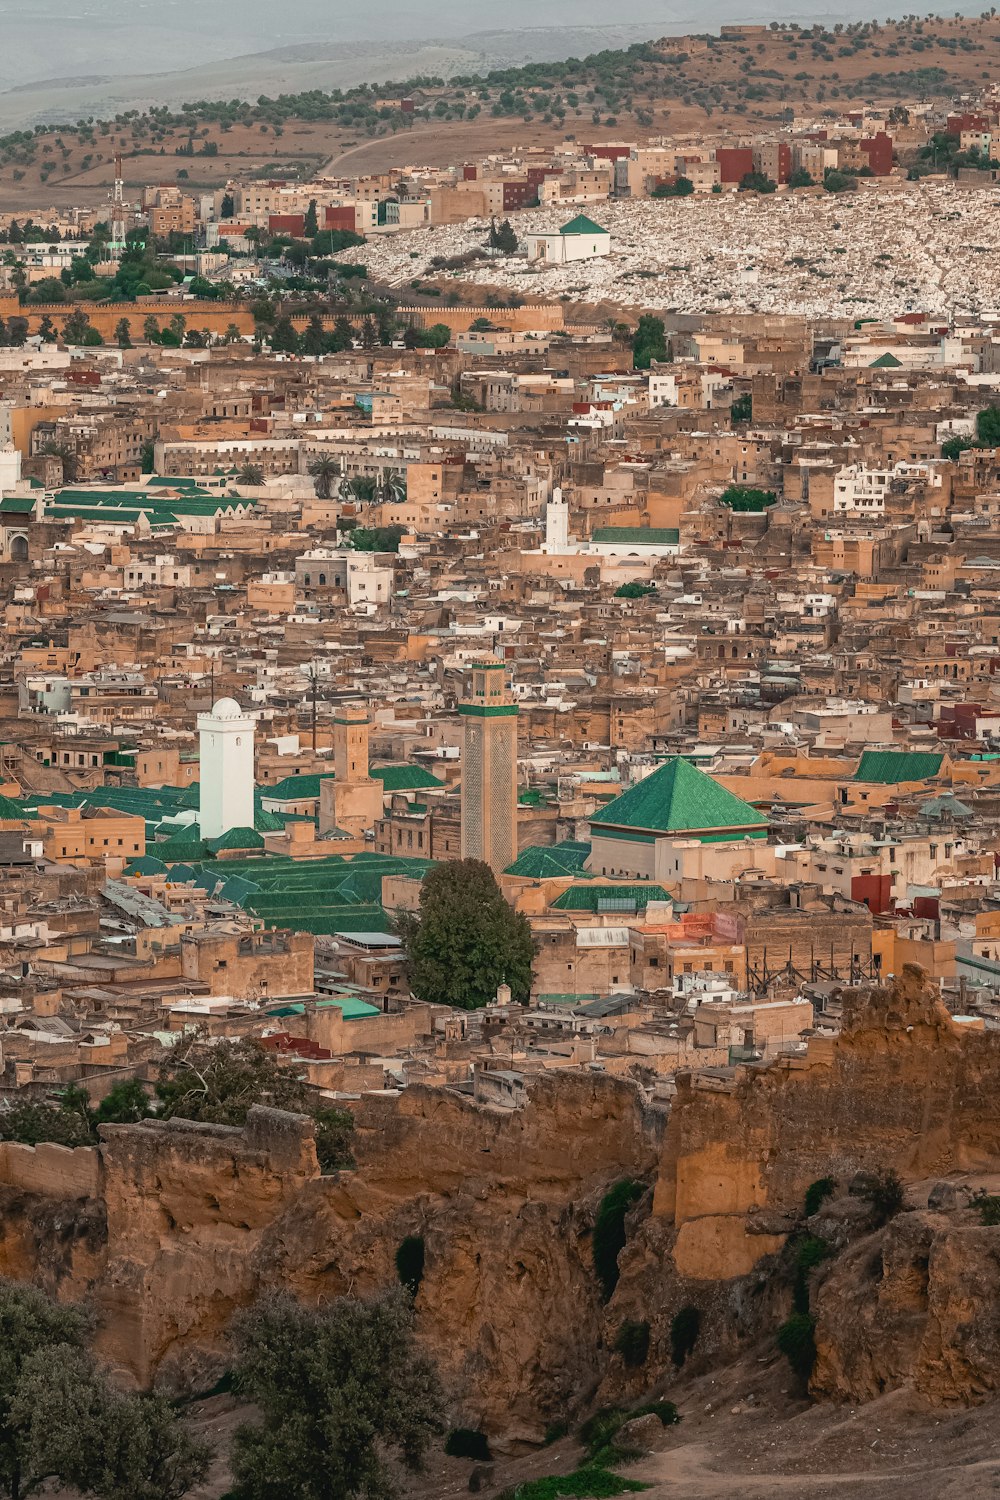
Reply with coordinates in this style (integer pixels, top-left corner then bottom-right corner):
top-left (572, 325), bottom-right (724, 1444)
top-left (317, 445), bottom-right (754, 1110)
top-left (85, 1076), bottom-right (657, 1436)
top-left (3, 972), bottom-right (1000, 1429)
top-left (812, 1212), bottom-right (1000, 1404)
top-left (654, 967), bottom-right (1000, 1281)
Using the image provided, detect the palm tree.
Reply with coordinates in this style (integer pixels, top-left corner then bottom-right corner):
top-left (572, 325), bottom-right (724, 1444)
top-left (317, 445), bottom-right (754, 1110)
top-left (377, 467), bottom-right (407, 505)
top-left (236, 463), bottom-right (264, 486)
top-left (308, 454), bottom-right (341, 500)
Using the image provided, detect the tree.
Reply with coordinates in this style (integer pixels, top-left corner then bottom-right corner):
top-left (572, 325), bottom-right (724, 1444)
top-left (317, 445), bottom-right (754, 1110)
top-left (140, 441), bottom-right (156, 474)
top-left (615, 580), bottom-right (654, 598)
top-left (61, 308), bottom-right (92, 345)
top-left (114, 317), bottom-right (132, 349)
top-left (299, 314), bottom-right (328, 357)
top-left (303, 198), bottom-right (319, 237)
top-left (235, 463), bottom-right (265, 487)
top-left (348, 525), bottom-right (405, 553)
top-left (223, 323), bottom-right (243, 345)
top-left (228, 1290), bottom-right (443, 1500)
top-left (0, 1280), bottom-right (209, 1500)
top-left (739, 170), bottom-right (777, 192)
top-left (976, 405), bottom-right (1000, 447)
top-left (308, 454), bottom-right (341, 499)
top-left (719, 484), bottom-right (776, 511)
top-left (37, 442), bottom-right (78, 483)
top-left (652, 175), bottom-right (694, 197)
top-left (632, 313), bottom-right (667, 370)
top-left (155, 1033), bottom-right (354, 1173)
top-left (36, 317), bottom-right (55, 343)
top-left (395, 859), bottom-right (534, 1009)
top-left (488, 217), bottom-right (518, 254)
top-left (360, 316), bottom-right (378, 350)
top-left (788, 166), bottom-right (814, 188)
top-left (5, 319), bottom-right (27, 348)
top-left (143, 315), bottom-right (160, 344)
top-left (941, 434), bottom-right (972, 461)
top-left (329, 316), bottom-right (355, 352)
top-left (220, 190), bottom-right (235, 219)
top-left (730, 393), bottom-right (753, 422)
top-left (269, 315), bottom-right (300, 353)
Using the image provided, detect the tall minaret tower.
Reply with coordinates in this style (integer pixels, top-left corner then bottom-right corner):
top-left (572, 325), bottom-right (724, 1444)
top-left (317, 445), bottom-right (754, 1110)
top-left (459, 661), bottom-right (518, 874)
top-left (109, 155), bottom-right (127, 258)
top-left (197, 697), bottom-right (256, 839)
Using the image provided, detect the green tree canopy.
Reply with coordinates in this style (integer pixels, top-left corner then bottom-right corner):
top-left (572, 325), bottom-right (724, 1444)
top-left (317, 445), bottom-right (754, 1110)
top-left (228, 1290), bottom-right (443, 1500)
top-left (719, 484), bottom-right (777, 511)
top-left (976, 405), bottom-right (1000, 447)
top-left (395, 859), bottom-right (534, 1008)
top-left (0, 1280), bottom-right (208, 1500)
top-left (632, 314), bottom-right (667, 370)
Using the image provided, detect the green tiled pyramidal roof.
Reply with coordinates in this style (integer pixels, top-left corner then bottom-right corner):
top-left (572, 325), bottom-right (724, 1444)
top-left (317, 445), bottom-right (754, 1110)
top-left (505, 841), bottom-right (592, 878)
top-left (591, 526), bottom-right (679, 545)
top-left (591, 758), bottom-right (766, 836)
top-left (560, 214), bottom-right (607, 236)
top-left (369, 764), bottom-right (447, 792)
top-left (853, 750), bottom-right (943, 785)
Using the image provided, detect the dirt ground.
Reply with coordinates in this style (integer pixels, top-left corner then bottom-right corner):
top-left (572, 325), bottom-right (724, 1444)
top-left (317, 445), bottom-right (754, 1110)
top-left (158, 1344), bottom-right (1000, 1500)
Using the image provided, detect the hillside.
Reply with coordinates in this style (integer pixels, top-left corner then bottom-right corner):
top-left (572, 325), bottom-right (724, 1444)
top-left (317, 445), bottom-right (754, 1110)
top-left (0, 12), bottom-right (997, 210)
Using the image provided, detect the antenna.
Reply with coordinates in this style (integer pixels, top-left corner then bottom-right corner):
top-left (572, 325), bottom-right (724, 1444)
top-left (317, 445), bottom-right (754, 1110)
top-left (110, 154), bottom-right (127, 257)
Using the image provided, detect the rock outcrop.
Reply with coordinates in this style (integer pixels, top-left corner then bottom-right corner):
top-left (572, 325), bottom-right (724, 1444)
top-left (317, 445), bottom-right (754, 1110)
top-left (3, 970), bottom-right (1000, 1429)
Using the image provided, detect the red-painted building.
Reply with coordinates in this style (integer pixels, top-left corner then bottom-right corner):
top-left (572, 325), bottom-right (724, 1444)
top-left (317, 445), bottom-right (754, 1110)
top-left (268, 213), bottom-right (305, 236)
top-left (946, 111), bottom-right (991, 136)
top-left (325, 205), bottom-right (358, 234)
top-left (583, 143), bottom-right (634, 162)
top-left (716, 147), bottom-right (754, 184)
top-left (860, 131), bottom-right (893, 176)
top-left (502, 180), bottom-right (537, 212)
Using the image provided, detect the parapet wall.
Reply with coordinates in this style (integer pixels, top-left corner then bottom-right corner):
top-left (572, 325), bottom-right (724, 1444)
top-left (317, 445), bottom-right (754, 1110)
top-left (0, 1140), bottom-right (102, 1200)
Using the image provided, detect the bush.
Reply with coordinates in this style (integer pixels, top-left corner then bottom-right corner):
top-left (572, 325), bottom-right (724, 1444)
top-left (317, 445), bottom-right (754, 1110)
top-left (593, 1180), bottom-right (645, 1302)
top-left (793, 1235), bottom-right (832, 1314)
top-left (776, 1312), bottom-right (817, 1384)
top-left (395, 1234), bottom-right (425, 1297)
top-left (503, 1467), bottom-right (647, 1498)
top-left (580, 1401), bottom-right (678, 1465)
top-left (851, 1168), bottom-right (905, 1225)
top-left (543, 1419), bottom-right (569, 1445)
top-left (719, 484), bottom-right (776, 512)
top-left (669, 1304), bottom-right (701, 1367)
top-left (804, 1177), bottom-right (837, 1217)
top-left (972, 1191), bottom-right (1000, 1226)
top-left (446, 1428), bottom-right (492, 1461)
top-left (613, 1319), bottom-right (650, 1368)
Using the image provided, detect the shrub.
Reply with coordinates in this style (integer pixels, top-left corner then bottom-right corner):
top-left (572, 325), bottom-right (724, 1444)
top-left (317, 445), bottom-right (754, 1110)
top-left (543, 1419), bottom-right (569, 1445)
top-left (972, 1190), bottom-right (1000, 1226)
top-left (804, 1177), bottom-right (837, 1217)
top-left (395, 1234), bottom-right (425, 1297)
top-left (669, 1304), bottom-right (701, 1367)
top-left (503, 1467), bottom-right (648, 1497)
top-left (793, 1234), bottom-right (832, 1314)
top-left (580, 1402), bottom-right (678, 1466)
top-left (614, 1319), bottom-right (650, 1368)
top-left (851, 1168), bottom-right (905, 1225)
top-left (776, 1312), bottom-right (817, 1384)
top-left (593, 1180), bottom-right (645, 1302)
top-left (446, 1427), bottom-right (492, 1461)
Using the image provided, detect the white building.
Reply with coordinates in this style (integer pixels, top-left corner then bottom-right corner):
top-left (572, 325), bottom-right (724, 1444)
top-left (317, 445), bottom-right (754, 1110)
top-left (525, 214), bottom-right (611, 266)
top-left (197, 697), bottom-right (256, 839)
top-left (832, 460), bottom-right (942, 515)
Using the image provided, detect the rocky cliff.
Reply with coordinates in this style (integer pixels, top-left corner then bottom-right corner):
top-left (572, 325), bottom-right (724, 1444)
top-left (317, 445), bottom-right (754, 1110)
top-left (2, 970), bottom-right (1000, 1431)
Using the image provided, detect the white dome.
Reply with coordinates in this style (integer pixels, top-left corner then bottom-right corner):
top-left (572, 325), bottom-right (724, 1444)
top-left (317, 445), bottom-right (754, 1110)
top-left (211, 697), bottom-right (245, 719)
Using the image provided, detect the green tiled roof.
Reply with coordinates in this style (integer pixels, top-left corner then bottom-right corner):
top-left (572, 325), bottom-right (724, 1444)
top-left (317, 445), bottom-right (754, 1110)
top-left (369, 764), bottom-right (447, 791)
top-left (591, 757), bottom-right (766, 837)
top-left (870, 352), bottom-right (903, 367)
top-left (505, 841), bottom-right (592, 878)
top-left (853, 751), bottom-right (944, 785)
top-left (261, 773), bottom-right (333, 803)
top-left (0, 794), bottom-right (29, 820)
top-left (590, 527), bottom-right (680, 545)
top-left (0, 496), bottom-right (35, 515)
top-left (207, 826), bottom-right (266, 852)
top-left (552, 883), bottom-right (671, 911)
top-left (560, 214), bottom-right (607, 236)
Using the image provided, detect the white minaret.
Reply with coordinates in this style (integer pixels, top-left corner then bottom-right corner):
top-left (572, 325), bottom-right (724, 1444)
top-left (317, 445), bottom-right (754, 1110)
top-left (545, 486), bottom-right (569, 552)
top-left (197, 697), bottom-right (256, 839)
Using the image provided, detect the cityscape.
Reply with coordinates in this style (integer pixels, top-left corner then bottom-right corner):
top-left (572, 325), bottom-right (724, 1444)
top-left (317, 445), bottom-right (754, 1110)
top-left (0, 9), bottom-right (998, 1500)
